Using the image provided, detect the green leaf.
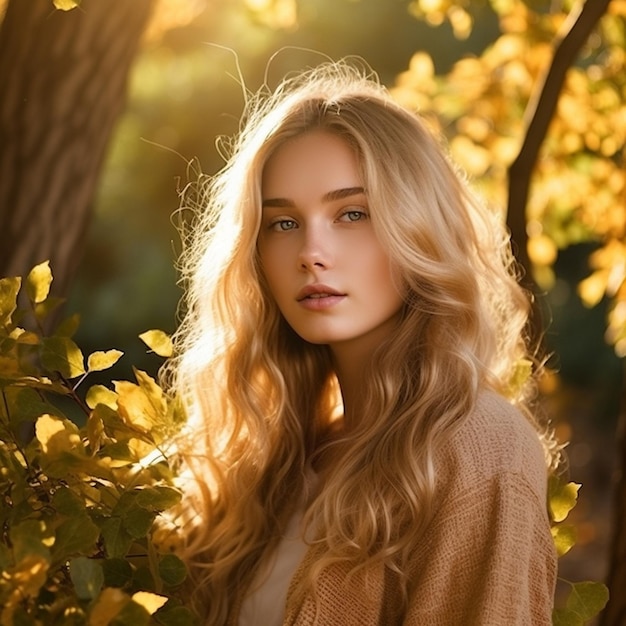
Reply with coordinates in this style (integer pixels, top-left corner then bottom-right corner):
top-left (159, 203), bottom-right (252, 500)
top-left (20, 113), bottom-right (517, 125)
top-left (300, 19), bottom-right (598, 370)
top-left (52, 515), bottom-right (100, 562)
top-left (88, 349), bottom-right (124, 373)
top-left (114, 491), bottom-right (139, 515)
top-left (158, 554), bottom-right (187, 586)
top-left (0, 276), bottom-right (21, 327)
top-left (69, 555), bottom-right (104, 600)
top-left (26, 261), bottom-right (52, 304)
top-left (41, 335), bottom-right (85, 378)
top-left (55, 312), bottom-right (81, 338)
top-left (102, 557), bottom-right (134, 588)
top-left (10, 519), bottom-right (52, 563)
top-left (565, 581), bottom-right (609, 620)
top-left (113, 598), bottom-right (152, 626)
top-left (100, 441), bottom-right (136, 465)
top-left (132, 564), bottom-right (157, 593)
top-left (155, 603), bottom-right (198, 626)
top-left (551, 523), bottom-right (577, 557)
top-left (549, 478), bottom-right (581, 523)
top-left (2, 386), bottom-right (59, 425)
top-left (34, 296), bottom-right (65, 323)
top-left (551, 608), bottom-right (584, 626)
top-left (123, 505), bottom-right (156, 539)
top-left (136, 486), bottom-right (182, 512)
top-left (101, 517), bottom-right (134, 559)
top-left (139, 330), bottom-right (173, 358)
top-left (89, 587), bottom-right (131, 624)
top-left (52, 487), bottom-right (85, 516)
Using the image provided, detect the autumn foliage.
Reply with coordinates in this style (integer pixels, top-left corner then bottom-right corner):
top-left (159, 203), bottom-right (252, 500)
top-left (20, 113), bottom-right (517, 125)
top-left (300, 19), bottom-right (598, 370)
top-left (0, 262), bottom-right (194, 625)
top-left (390, 0), bottom-right (626, 355)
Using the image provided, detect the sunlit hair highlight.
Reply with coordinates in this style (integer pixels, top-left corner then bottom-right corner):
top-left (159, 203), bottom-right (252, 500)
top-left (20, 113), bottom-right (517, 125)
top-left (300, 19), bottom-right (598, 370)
top-left (164, 59), bottom-right (558, 623)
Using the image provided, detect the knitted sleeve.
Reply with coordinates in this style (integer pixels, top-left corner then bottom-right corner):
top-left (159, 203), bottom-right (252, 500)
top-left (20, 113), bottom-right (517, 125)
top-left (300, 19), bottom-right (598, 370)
top-left (404, 395), bottom-right (557, 626)
top-left (404, 470), bottom-right (557, 625)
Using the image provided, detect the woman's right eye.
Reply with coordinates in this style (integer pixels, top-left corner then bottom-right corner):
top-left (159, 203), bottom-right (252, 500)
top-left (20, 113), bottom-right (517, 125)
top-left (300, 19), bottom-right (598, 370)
top-left (270, 219), bottom-right (297, 231)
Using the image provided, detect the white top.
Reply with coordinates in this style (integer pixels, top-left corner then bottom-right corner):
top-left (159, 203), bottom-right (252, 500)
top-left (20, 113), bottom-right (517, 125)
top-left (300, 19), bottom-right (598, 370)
top-left (238, 509), bottom-right (310, 626)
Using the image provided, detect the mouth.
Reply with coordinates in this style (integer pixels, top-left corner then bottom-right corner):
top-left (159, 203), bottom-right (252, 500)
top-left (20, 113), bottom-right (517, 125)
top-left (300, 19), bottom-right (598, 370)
top-left (296, 284), bottom-right (346, 302)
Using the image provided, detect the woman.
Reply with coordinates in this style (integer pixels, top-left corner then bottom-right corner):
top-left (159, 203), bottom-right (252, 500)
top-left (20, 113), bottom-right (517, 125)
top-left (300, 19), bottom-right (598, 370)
top-left (167, 60), bottom-right (559, 625)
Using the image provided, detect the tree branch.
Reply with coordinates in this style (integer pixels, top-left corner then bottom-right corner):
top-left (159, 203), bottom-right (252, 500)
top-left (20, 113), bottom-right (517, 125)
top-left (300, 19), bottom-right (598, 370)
top-left (506, 0), bottom-right (611, 307)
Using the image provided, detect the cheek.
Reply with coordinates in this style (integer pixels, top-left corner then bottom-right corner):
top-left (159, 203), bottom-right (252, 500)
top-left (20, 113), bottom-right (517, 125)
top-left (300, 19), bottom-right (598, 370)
top-left (258, 247), bottom-right (287, 302)
top-left (368, 249), bottom-right (404, 304)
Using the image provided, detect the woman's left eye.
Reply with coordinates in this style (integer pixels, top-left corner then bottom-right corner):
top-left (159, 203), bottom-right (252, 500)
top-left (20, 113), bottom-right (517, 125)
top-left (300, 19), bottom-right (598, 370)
top-left (339, 209), bottom-right (368, 222)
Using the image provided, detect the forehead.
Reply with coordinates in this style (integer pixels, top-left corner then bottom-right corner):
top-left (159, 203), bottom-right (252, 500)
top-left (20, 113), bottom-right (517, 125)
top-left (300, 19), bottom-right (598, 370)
top-left (261, 131), bottom-right (363, 199)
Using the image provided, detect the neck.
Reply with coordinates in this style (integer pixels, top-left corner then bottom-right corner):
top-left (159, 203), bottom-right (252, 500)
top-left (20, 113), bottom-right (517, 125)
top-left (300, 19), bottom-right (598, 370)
top-left (331, 341), bottom-right (374, 431)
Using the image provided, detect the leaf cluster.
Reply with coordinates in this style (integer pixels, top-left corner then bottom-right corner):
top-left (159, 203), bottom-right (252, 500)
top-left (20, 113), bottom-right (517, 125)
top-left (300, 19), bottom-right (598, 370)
top-left (0, 263), bottom-right (194, 625)
top-left (392, 0), bottom-right (626, 354)
top-left (548, 478), bottom-right (609, 624)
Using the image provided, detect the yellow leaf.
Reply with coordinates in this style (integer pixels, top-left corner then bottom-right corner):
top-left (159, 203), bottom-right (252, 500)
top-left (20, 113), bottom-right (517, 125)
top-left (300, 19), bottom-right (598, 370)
top-left (450, 135), bottom-right (491, 176)
top-left (0, 276), bottom-right (21, 326)
top-left (528, 234), bottom-right (558, 266)
top-left (89, 587), bottom-right (130, 626)
top-left (87, 350), bottom-right (124, 373)
top-left (86, 384), bottom-right (118, 410)
top-left (549, 479), bottom-right (581, 522)
top-left (26, 261), bottom-right (52, 304)
top-left (578, 271), bottom-right (609, 308)
top-left (53, 0), bottom-right (81, 10)
top-left (41, 335), bottom-right (85, 378)
top-left (115, 381), bottom-right (161, 433)
top-left (408, 51), bottom-right (435, 81)
top-left (245, 0), bottom-right (297, 29)
top-left (35, 414), bottom-right (81, 455)
top-left (139, 329), bottom-right (173, 358)
top-left (448, 6), bottom-right (472, 39)
top-left (10, 554), bottom-right (50, 598)
top-left (551, 523), bottom-right (577, 557)
top-left (132, 591), bottom-right (168, 614)
top-left (35, 414), bottom-right (65, 452)
top-left (504, 358), bottom-right (532, 398)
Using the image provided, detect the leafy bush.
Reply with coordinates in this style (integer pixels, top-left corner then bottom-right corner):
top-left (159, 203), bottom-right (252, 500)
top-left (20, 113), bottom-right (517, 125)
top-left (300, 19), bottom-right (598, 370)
top-left (0, 262), bottom-right (194, 625)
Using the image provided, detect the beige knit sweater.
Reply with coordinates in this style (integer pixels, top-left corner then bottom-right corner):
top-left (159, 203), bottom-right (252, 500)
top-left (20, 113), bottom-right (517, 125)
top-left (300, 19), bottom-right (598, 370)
top-left (235, 391), bottom-right (557, 625)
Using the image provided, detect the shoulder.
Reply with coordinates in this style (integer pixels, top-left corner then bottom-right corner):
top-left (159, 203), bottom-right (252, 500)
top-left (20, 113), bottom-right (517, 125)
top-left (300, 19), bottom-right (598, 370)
top-left (436, 390), bottom-right (549, 500)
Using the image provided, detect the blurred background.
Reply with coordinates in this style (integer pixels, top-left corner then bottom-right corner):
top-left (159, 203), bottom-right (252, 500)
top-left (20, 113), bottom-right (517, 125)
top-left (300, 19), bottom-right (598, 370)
top-left (1, 0), bottom-right (624, 621)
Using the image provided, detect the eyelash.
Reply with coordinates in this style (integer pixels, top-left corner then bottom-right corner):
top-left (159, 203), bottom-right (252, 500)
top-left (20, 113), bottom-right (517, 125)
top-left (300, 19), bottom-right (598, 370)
top-left (269, 219), bottom-right (297, 232)
top-left (339, 209), bottom-right (368, 222)
top-left (267, 209), bottom-right (368, 231)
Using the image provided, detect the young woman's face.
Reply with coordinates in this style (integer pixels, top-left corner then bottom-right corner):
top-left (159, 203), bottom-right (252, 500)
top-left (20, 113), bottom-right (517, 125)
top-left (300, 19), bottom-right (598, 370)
top-left (257, 130), bottom-right (404, 357)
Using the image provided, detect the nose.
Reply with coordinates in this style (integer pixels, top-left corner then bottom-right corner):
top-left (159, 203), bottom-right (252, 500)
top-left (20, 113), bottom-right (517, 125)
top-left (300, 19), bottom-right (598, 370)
top-left (298, 224), bottom-right (332, 271)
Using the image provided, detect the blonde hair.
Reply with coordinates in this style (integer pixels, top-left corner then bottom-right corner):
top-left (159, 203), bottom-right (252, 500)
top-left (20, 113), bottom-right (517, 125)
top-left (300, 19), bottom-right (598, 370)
top-left (166, 60), bottom-right (557, 623)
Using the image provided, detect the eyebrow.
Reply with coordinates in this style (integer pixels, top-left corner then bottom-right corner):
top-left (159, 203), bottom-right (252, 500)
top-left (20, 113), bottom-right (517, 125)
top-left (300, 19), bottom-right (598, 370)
top-left (262, 186), bottom-right (366, 208)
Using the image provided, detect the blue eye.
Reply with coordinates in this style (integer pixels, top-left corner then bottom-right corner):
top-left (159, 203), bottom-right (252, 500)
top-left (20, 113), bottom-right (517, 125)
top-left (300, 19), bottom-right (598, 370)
top-left (271, 219), bottom-right (297, 231)
top-left (340, 210), bottom-right (368, 222)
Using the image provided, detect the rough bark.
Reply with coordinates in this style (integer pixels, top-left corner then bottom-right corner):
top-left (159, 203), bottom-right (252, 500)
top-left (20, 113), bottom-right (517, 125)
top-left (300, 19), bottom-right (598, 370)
top-left (0, 0), bottom-right (154, 296)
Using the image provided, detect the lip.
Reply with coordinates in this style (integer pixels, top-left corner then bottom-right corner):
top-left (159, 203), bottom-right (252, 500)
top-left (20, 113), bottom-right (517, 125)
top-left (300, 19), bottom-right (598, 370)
top-left (296, 283), bottom-right (346, 310)
top-left (296, 283), bottom-right (346, 301)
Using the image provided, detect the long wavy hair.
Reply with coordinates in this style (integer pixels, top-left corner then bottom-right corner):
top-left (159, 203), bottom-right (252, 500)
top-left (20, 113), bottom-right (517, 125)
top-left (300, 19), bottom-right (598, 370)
top-left (165, 60), bottom-right (558, 623)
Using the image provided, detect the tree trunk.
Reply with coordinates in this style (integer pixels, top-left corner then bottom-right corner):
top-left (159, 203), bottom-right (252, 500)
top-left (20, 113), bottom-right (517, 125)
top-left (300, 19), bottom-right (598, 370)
top-left (601, 362), bottom-right (626, 626)
top-left (506, 0), bottom-right (611, 344)
top-left (0, 0), bottom-right (154, 296)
